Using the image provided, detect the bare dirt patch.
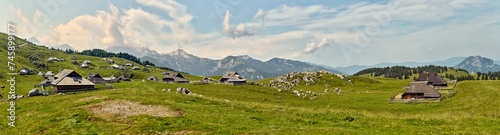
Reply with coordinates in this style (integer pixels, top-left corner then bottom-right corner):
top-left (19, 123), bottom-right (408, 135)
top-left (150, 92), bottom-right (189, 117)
top-left (85, 100), bottom-right (182, 121)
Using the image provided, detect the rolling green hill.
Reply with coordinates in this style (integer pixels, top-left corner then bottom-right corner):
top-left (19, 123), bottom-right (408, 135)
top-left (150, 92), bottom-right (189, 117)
top-left (0, 33), bottom-right (499, 134)
top-left (354, 65), bottom-right (478, 81)
top-left (0, 33), bottom-right (203, 95)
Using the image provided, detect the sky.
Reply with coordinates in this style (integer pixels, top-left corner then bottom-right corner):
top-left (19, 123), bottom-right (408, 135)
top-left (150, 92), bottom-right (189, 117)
top-left (1, 0), bottom-right (499, 67)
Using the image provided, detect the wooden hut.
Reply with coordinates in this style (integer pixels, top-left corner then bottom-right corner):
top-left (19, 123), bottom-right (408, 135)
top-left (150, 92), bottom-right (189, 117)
top-left (416, 72), bottom-right (448, 87)
top-left (143, 68), bottom-right (150, 73)
top-left (402, 81), bottom-right (441, 99)
top-left (147, 76), bottom-right (159, 81)
top-left (162, 72), bottom-right (189, 83)
top-left (51, 69), bottom-right (95, 92)
top-left (88, 73), bottom-right (106, 84)
top-left (219, 71), bottom-right (246, 85)
top-left (202, 77), bottom-right (213, 83)
top-left (117, 74), bottom-right (131, 81)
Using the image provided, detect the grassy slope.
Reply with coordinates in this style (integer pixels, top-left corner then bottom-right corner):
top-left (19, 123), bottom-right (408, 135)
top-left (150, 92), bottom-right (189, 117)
top-left (0, 33), bottom-right (203, 95)
top-left (0, 76), bottom-right (498, 134)
top-left (0, 34), bottom-right (498, 134)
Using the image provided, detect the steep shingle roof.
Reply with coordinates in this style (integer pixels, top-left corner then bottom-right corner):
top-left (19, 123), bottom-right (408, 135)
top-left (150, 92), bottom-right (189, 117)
top-left (417, 72), bottom-right (447, 86)
top-left (406, 81), bottom-right (441, 98)
top-left (54, 69), bottom-right (77, 79)
top-left (163, 72), bottom-right (189, 82)
top-left (51, 76), bottom-right (95, 86)
top-left (51, 69), bottom-right (94, 86)
top-left (220, 71), bottom-right (246, 82)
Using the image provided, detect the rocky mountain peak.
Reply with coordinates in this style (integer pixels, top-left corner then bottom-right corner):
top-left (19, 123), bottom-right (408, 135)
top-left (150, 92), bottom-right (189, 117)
top-left (455, 55), bottom-right (499, 73)
top-left (466, 55), bottom-right (494, 68)
top-left (168, 49), bottom-right (192, 59)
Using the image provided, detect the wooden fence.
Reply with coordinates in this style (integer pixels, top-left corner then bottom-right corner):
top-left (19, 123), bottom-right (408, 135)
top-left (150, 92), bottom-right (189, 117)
top-left (388, 90), bottom-right (458, 104)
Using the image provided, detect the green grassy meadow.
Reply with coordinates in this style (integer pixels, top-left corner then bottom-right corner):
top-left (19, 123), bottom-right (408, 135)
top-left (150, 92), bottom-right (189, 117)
top-left (0, 34), bottom-right (499, 134)
top-left (0, 77), bottom-right (499, 134)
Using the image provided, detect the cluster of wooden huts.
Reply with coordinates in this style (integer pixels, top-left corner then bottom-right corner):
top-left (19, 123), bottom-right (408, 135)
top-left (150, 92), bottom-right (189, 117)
top-left (146, 71), bottom-right (247, 85)
top-left (20, 54), bottom-right (251, 94)
top-left (37, 68), bottom-right (249, 93)
top-left (401, 72), bottom-right (448, 100)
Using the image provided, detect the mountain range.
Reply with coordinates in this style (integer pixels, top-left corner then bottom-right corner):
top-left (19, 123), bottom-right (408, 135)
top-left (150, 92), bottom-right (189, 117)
top-left (106, 46), bottom-right (341, 79)
top-left (27, 37), bottom-right (76, 51)
top-left (335, 56), bottom-right (500, 75)
top-left (332, 57), bottom-right (468, 75)
top-left (87, 45), bottom-right (500, 78)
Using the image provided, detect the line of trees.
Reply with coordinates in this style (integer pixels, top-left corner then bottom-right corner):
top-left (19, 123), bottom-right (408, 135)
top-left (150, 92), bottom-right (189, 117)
top-left (476, 72), bottom-right (500, 80)
top-left (62, 48), bottom-right (177, 72)
top-left (354, 65), bottom-right (455, 79)
top-left (71, 49), bottom-right (157, 67)
top-left (354, 65), bottom-right (481, 81)
top-left (446, 74), bottom-right (475, 81)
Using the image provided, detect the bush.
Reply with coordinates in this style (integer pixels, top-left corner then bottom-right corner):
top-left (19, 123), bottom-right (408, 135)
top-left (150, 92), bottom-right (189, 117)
top-left (344, 116), bottom-right (355, 122)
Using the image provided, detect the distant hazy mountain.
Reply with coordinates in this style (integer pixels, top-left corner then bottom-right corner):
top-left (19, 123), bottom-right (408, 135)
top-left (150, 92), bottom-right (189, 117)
top-left (496, 60), bottom-right (500, 65)
top-left (138, 49), bottom-right (341, 80)
top-left (265, 58), bottom-right (342, 76)
top-left (454, 56), bottom-right (500, 73)
top-left (27, 37), bottom-right (41, 45)
top-left (141, 49), bottom-right (219, 76)
top-left (106, 46), bottom-right (158, 57)
top-left (52, 44), bottom-right (75, 51)
top-left (333, 57), bottom-right (467, 75)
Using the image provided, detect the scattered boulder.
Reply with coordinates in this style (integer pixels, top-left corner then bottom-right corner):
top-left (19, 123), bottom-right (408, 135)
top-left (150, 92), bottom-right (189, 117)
top-left (176, 87), bottom-right (191, 95)
top-left (292, 90), bottom-right (300, 97)
top-left (42, 90), bottom-right (50, 96)
top-left (28, 88), bottom-right (41, 97)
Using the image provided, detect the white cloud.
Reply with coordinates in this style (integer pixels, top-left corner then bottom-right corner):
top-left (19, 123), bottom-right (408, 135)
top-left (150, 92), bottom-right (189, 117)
top-left (13, 8), bottom-right (39, 38)
top-left (12, 0), bottom-right (498, 67)
top-left (266, 5), bottom-right (324, 20)
top-left (222, 10), bottom-right (261, 39)
top-left (34, 10), bottom-right (43, 23)
top-left (9, 4), bottom-right (14, 12)
top-left (41, 4), bottom-right (123, 50)
top-left (39, 0), bottom-right (209, 52)
top-left (16, 9), bottom-right (28, 23)
top-left (304, 37), bottom-right (334, 54)
top-left (136, 0), bottom-right (195, 44)
top-left (137, 0), bottom-right (193, 24)
top-left (254, 8), bottom-right (265, 21)
top-left (186, 31), bottom-right (313, 60)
